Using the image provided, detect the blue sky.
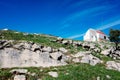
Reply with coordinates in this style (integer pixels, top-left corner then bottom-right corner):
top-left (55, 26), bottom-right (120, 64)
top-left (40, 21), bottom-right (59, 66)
top-left (0, 0), bottom-right (120, 40)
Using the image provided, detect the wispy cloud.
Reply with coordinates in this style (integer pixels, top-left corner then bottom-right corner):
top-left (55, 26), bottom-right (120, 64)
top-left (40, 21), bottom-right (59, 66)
top-left (96, 19), bottom-right (120, 30)
top-left (59, 24), bottom-right (70, 30)
top-left (63, 6), bottom-right (106, 24)
top-left (59, 5), bottom-right (114, 30)
top-left (68, 19), bottom-right (120, 39)
top-left (69, 0), bottom-right (91, 8)
top-left (68, 33), bottom-right (85, 39)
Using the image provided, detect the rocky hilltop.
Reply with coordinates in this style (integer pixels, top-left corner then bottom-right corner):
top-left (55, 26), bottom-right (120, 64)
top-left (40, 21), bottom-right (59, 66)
top-left (0, 29), bottom-right (120, 80)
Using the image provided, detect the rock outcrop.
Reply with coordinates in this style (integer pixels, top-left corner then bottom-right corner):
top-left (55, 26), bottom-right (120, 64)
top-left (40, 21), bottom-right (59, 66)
top-left (0, 40), bottom-right (68, 68)
top-left (48, 71), bottom-right (58, 78)
top-left (72, 51), bottom-right (102, 66)
top-left (106, 61), bottom-right (120, 72)
top-left (101, 47), bottom-right (120, 60)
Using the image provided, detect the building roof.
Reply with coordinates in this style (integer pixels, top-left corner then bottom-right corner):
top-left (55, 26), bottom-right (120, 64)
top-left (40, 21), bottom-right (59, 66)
top-left (96, 30), bottom-right (105, 35)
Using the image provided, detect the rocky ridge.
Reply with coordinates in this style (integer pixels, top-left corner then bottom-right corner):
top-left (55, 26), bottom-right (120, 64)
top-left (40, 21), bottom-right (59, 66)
top-left (0, 30), bottom-right (120, 80)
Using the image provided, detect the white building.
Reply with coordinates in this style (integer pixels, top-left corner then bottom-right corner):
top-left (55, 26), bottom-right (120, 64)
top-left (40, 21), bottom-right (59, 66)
top-left (84, 28), bottom-right (109, 42)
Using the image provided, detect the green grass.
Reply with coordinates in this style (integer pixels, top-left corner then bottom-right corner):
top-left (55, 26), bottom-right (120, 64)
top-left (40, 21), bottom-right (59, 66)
top-left (91, 52), bottom-right (113, 63)
top-left (0, 30), bottom-right (120, 80)
top-left (0, 69), bottom-right (12, 80)
top-left (0, 30), bottom-right (66, 48)
top-left (42, 63), bottom-right (120, 80)
top-left (0, 30), bottom-right (85, 53)
top-left (1, 63), bottom-right (120, 80)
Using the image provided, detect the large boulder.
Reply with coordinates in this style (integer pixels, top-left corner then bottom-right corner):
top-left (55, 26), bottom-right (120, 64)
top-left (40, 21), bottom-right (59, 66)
top-left (31, 43), bottom-right (40, 51)
top-left (10, 69), bottom-right (28, 74)
top-left (62, 40), bottom-right (69, 45)
top-left (72, 51), bottom-right (102, 66)
top-left (14, 75), bottom-right (26, 80)
top-left (72, 51), bottom-right (91, 57)
top-left (82, 42), bottom-right (90, 50)
top-left (106, 61), bottom-right (120, 72)
top-left (48, 71), bottom-right (58, 78)
top-left (0, 40), bottom-right (68, 68)
top-left (59, 47), bottom-right (68, 53)
top-left (42, 46), bottom-right (52, 52)
top-left (101, 47), bottom-right (120, 60)
top-left (49, 52), bottom-right (63, 60)
top-left (80, 54), bottom-right (102, 66)
top-left (101, 49), bottom-right (110, 56)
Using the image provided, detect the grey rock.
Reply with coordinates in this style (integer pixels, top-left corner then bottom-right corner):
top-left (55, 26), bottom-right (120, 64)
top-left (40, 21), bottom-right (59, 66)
top-left (82, 42), bottom-right (90, 50)
top-left (59, 47), bottom-right (68, 53)
top-left (62, 40), bottom-right (69, 45)
top-left (81, 54), bottom-right (101, 66)
top-left (50, 52), bottom-right (63, 60)
top-left (0, 48), bottom-right (67, 68)
top-left (31, 73), bottom-right (36, 76)
top-left (97, 76), bottom-right (100, 80)
top-left (106, 75), bottom-right (111, 79)
top-left (68, 40), bottom-right (73, 44)
top-left (10, 69), bottom-right (28, 74)
top-left (72, 51), bottom-right (91, 58)
top-left (94, 48), bottom-right (101, 53)
top-left (106, 61), bottom-right (120, 72)
top-left (42, 46), bottom-right (52, 52)
top-left (57, 37), bottom-right (63, 41)
top-left (14, 75), bottom-right (26, 80)
top-left (101, 49), bottom-right (110, 56)
top-left (48, 71), bottom-right (58, 78)
top-left (31, 43), bottom-right (40, 51)
top-left (72, 58), bottom-right (80, 63)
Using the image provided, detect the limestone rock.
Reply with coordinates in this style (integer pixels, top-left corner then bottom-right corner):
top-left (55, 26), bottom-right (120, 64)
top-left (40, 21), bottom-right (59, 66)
top-left (50, 52), bottom-right (63, 60)
top-left (0, 46), bottom-right (67, 68)
top-left (14, 75), bottom-right (26, 80)
top-left (57, 37), bottom-right (63, 41)
top-left (62, 40), bottom-right (69, 45)
top-left (42, 46), bottom-right (52, 52)
top-left (72, 51), bottom-right (91, 58)
top-left (106, 61), bottom-right (120, 72)
top-left (72, 58), bottom-right (80, 63)
top-left (10, 69), bottom-right (28, 74)
top-left (97, 76), bottom-right (100, 80)
top-left (59, 47), bottom-right (68, 53)
top-left (80, 54), bottom-right (101, 66)
top-left (48, 71), bottom-right (58, 78)
top-left (101, 49), bottom-right (110, 56)
top-left (106, 75), bottom-right (111, 79)
top-left (31, 43), bottom-right (40, 51)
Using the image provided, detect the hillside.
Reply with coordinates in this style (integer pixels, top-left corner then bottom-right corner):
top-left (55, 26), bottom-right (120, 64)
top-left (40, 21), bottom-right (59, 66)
top-left (0, 29), bottom-right (120, 80)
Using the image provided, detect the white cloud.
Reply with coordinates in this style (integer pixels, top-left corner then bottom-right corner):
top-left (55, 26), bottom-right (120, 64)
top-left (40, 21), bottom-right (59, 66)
top-left (96, 19), bottom-right (120, 30)
top-left (68, 19), bottom-right (120, 39)
top-left (59, 24), bottom-right (70, 30)
top-left (59, 5), bottom-right (115, 30)
top-left (68, 33), bottom-right (85, 39)
top-left (63, 6), bottom-right (106, 24)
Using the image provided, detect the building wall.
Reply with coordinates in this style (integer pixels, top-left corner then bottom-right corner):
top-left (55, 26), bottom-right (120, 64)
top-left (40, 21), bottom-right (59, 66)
top-left (84, 29), bottom-right (109, 42)
top-left (84, 29), bottom-right (96, 42)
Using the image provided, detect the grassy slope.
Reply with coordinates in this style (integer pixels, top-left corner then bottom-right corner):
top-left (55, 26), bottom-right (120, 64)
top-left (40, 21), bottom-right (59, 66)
top-left (0, 30), bottom-right (84, 53)
top-left (0, 30), bottom-right (120, 80)
top-left (0, 63), bottom-right (120, 80)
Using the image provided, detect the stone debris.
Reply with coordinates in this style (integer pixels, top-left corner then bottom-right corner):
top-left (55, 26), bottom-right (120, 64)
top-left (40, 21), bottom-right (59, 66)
top-left (106, 61), bottom-right (120, 72)
top-left (0, 40), bottom-right (68, 68)
top-left (72, 51), bottom-right (102, 66)
top-left (10, 69), bottom-right (28, 74)
top-left (14, 75), bottom-right (26, 80)
top-left (48, 71), bottom-right (58, 78)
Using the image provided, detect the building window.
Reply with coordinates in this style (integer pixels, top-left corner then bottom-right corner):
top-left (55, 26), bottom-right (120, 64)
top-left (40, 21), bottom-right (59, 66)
top-left (104, 36), bottom-right (106, 39)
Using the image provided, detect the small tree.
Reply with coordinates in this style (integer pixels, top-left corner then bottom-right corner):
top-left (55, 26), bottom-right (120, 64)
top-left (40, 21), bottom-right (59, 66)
top-left (109, 29), bottom-right (120, 50)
